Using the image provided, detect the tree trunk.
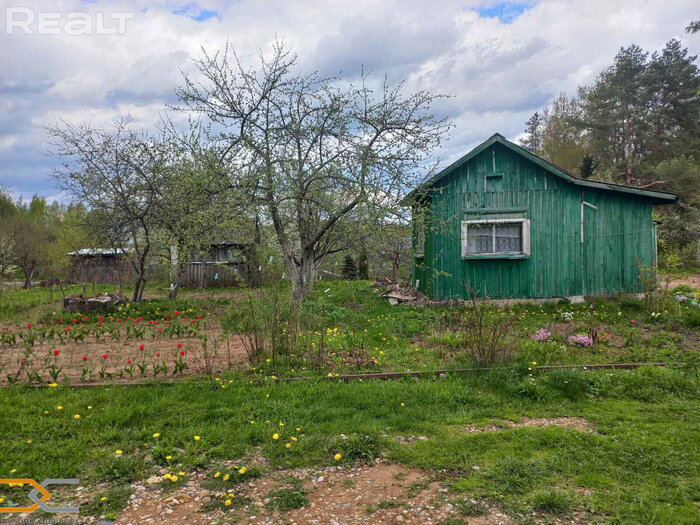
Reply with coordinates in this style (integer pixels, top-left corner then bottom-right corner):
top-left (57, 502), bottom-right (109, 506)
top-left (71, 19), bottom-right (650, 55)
top-left (289, 250), bottom-right (318, 305)
top-left (169, 244), bottom-right (182, 300)
top-left (23, 260), bottom-right (36, 289)
top-left (131, 244), bottom-right (150, 302)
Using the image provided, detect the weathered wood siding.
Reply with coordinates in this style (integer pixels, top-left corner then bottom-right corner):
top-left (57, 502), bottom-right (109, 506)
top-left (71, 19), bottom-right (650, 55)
top-left (412, 142), bottom-right (655, 299)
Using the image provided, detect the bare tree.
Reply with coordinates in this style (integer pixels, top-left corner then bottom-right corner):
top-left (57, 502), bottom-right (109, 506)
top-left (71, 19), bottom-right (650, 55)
top-left (175, 42), bottom-right (450, 303)
top-left (45, 118), bottom-right (167, 302)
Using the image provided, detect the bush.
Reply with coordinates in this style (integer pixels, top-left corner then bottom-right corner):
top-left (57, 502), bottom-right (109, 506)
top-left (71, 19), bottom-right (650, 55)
top-left (458, 287), bottom-right (518, 365)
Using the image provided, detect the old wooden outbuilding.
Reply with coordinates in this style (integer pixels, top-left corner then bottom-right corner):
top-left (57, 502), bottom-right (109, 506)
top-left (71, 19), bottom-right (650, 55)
top-left (407, 133), bottom-right (677, 300)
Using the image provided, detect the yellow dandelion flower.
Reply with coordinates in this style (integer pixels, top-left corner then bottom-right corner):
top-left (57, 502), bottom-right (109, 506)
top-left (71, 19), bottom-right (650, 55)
top-left (153, 432), bottom-right (160, 438)
top-left (10, 468), bottom-right (17, 473)
top-left (224, 499), bottom-right (232, 506)
top-left (223, 473), bottom-right (230, 481)
top-left (166, 455), bottom-right (172, 461)
top-left (74, 414), bottom-right (80, 419)
top-left (238, 467), bottom-right (247, 474)
top-left (27, 439), bottom-right (32, 444)
top-left (194, 435), bottom-right (201, 441)
top-left (101, 496), bottom-right (107, 501)
top-left (56, 406), bottom-right (63, 410)
top-left (170, 475), bottom-right (178, 482)
top-left (272, 433), bottom-right (279, 440)
top-left (163, 473), bottom-right (172, 480)
top-left (49, 383), bottom-right (58, 388)
top-left (285, 443), bottom-right (292, 449)
top-left (115, 449), bottom-right (123, 455)
top-left (214, 471), bottom-right (221, 478)
top-left (87, 406), bottom-right (92, 410)
top-left (334, 453), bottom-right (342, 461)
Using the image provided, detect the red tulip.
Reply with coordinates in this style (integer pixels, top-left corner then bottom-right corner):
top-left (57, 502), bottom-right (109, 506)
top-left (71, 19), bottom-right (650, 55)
top-left (139, 344), bottom-right (145, 351)
top-left (177, 343), bottom-right (182, 349)
top-left (53, 350), bottom-right (59, 356)
top-left (82, 355), bottom-right (88, 361)
top-left (99, 316), bottom-right (104, 322)
top-left (127, 359), bottom-right (132, 364)
top-left (175, 310), bottom-right (180, 316)
top-left (102, 354), bottom-right (108, 360)
top-left (179, 351), bottom-right (185, 357)
top-left (66, 327), bottom-right (71, 332)
top-left (27, 322), bottom-right (32, 328)
top-left (156, 352), bottom-right (160, 357)
top-left (197, 314), bottom-right (203, 319)
top-left (72, 318), bottom-right (77, 324)
top-left (2, 326), bottom-right (7, 331)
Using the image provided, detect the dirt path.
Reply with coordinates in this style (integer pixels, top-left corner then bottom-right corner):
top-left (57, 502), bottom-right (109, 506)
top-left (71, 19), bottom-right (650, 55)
top-left (115, 462), bottom-right (513, 525)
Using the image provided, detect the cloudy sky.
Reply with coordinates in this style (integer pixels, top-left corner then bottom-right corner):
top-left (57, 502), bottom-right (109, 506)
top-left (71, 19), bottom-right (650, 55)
top-left (0, 0), bottom-right (698, 202)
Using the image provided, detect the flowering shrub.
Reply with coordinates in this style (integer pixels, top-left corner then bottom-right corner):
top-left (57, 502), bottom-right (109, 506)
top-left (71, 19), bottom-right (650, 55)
top-left (566, 334), bottom-right (593, 347)
top-left (560, 311), bottom-right (574, 322)
top-left (532, 329), bottom-right (552, 342)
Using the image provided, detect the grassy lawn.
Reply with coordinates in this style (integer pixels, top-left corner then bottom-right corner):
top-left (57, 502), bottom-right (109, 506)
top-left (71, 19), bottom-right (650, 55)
top-left (0, 367), bottom-right (698, 522)
top-left (1, 280), bottom-right (699, 522)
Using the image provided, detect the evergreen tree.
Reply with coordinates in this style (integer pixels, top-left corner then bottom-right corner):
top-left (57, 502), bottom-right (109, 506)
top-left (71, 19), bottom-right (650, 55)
top-left (521, 111), bottom-right (544, 153)
top-left (341, 255), bottom-right (357, 280)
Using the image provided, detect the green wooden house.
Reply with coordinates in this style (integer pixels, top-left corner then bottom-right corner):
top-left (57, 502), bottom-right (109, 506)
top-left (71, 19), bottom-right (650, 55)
top-left (406, 133), bottom-right (677, 300)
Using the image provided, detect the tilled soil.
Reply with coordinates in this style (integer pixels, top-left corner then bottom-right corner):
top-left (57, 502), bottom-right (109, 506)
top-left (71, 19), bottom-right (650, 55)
top-left (0, 328), bottom-right (249, 385)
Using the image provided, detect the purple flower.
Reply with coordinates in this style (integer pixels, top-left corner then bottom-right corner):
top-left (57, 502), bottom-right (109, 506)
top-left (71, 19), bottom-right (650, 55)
top-left (532, 329), bottom-right (552, 342)
top-left (567, 334), bottom-right (593, 347)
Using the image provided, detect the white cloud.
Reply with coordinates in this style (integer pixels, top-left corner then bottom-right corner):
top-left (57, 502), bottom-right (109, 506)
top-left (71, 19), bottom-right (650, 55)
top-left (0, 0), bottom-right (697, 199)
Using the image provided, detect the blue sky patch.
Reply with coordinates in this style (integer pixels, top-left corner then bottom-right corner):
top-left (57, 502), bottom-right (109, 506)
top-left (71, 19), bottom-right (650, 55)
top-left (477, 2), bottom-right (535, 23)
top-left (172, 3), bottom-right (220, 22)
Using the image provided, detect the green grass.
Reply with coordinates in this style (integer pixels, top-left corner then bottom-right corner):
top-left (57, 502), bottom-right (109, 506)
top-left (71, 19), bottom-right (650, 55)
top-left (0, 366), bottom-right (698, 522)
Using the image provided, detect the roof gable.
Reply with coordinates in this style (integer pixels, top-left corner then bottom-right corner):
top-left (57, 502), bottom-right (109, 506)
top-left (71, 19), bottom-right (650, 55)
top-left (405, 133), bottom-right (678, 204)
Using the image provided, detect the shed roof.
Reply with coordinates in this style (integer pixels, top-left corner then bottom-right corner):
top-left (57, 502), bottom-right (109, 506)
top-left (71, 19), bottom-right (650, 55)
top-left (404, 133), bottom-right (678, 205)
top-left (67, 248), bottom-right (127, 257)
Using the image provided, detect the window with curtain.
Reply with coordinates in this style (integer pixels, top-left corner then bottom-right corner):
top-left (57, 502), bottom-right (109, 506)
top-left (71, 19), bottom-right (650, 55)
top-left (462, 219), bottom-right (529, 257)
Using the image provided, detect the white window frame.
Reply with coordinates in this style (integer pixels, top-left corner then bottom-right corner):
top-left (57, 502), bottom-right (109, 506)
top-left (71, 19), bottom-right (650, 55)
top-left (461, 218), bottom-right (530, 258)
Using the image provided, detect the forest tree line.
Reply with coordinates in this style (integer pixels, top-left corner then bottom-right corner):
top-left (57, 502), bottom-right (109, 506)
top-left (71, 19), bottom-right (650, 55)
top-left (520, 30), bottom-right (700, 267)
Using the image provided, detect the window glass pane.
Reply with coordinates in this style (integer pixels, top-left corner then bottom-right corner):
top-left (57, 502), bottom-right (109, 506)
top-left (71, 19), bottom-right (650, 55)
top-left (495, 223), bottom-right (521, 253)
top-left (467, 224), bottom-right (493, 254)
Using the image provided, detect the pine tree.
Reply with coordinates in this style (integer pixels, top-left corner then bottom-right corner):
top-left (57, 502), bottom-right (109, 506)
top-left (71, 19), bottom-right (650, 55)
top-left (521, 112), bottom-right (544, 153)
top-left (341, 255), bottom-right (357, 280)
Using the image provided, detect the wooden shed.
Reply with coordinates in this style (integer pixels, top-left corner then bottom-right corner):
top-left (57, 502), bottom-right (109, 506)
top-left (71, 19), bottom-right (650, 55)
top-left (406, 133), bottom-right (677, 300)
